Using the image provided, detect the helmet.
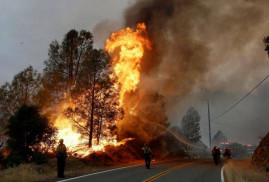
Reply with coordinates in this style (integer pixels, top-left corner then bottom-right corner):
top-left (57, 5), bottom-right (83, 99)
top-left (59, 139), bottom-right (64, 143)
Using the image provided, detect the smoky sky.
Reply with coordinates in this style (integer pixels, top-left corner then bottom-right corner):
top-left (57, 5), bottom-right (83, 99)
top-left (1, 0), bottom-right (269, 146)
top-left (0, 0), bottom-right (134, 85)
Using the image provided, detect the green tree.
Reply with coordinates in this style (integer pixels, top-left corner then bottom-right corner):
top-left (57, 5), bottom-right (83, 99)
top-left (6, 105), bottom-right (56, 161)
top-left (43, 29), bottom-right (93, 101)
top-left (0, 66), bottom-right (42, 140)
top-left (181, 107), bottom-right (201, 143)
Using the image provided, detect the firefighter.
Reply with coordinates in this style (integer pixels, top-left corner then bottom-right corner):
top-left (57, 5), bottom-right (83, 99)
top-left (212, 146), bottom-right (221, 165)
top-left (216, 147), bottom-right (221, 165)
top-left (223, 147), bottom-right (232, 163)
top-left (56, 139), bottom-right (67, 178)
top-left (142, 143), bottom-right (152, 169)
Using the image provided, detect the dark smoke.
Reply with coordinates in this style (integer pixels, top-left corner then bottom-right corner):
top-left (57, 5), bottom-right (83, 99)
top-left (125, 0), bottom-right (210, 99)
top-left (125, 0), bottom-right (269, 98)
top-left (120, 0), bottom-right (269, 145)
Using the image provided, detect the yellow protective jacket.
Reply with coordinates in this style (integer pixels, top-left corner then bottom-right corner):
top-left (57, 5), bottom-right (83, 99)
top-left (56, 144), bottom-right (66, 157)
top-left (142, 146), bottom-right (151, 154)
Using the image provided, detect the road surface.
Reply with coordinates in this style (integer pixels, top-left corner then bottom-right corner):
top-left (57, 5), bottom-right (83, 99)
top-left (58, 159), bottom-right (223, 182)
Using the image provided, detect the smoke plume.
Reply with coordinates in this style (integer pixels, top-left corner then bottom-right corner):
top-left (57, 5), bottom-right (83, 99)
top-left (118, 0), bottom-right (269, 144)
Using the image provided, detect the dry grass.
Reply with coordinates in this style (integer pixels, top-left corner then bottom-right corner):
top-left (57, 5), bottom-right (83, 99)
top-left (0, 157), bottom-right (90, 182)
top-left (0, 156), bottom-right (131, 182)
top-left (224, 159), bottom-right (269, 182)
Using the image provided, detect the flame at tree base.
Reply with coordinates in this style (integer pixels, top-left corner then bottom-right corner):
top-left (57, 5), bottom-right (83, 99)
top-left (52, 101), bottom-right (132, 157)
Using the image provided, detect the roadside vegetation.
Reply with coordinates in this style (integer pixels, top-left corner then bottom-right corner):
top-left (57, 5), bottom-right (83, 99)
top-left (0, 156), bottom-right (144, 182)
top-left (224, 131), bottom-right (269, 182)
top-left (224, 160), bottom-right (269, 182)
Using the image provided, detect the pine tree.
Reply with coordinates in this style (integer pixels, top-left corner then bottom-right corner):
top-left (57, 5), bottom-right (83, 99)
top-left (181, 107), bottom-right (201, 143)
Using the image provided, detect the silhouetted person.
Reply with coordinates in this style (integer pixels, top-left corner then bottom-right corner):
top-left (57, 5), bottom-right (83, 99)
top-left (212, 146), bottom-right (221, 165)
top-left (223, 147), bottom-right (232, 163)
top-left (142, 143), bottom-right (152, 169)
top-left (56, 139), bottom-right (67, 178)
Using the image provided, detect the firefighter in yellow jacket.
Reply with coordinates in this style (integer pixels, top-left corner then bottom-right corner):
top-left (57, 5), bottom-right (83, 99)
top-left (142, 143), bottom-right (152, 169)
top-left (56, 139), bottom-right (67, 178)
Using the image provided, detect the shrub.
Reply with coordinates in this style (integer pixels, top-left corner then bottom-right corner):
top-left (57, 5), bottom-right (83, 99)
top-left (6, 105), bottom-right (56, 162)
top-left (34, 152), bottom-right (48, 164)
top-left (6, 153), bottom-right (23, 167)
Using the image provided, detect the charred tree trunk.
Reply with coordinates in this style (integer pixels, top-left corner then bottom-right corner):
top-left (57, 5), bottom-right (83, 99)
top-left (89, 70), bottom-right (96, 148)
top-left (96, 91), bottom-right (105, 145)
top-left (68, 42), bottom-right (74, 93)
top-left (96, 111), bottom-right (103, 145)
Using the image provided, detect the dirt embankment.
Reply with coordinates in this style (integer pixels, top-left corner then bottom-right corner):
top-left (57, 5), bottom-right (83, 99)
top-left (252, 132), bottom-right (269, 168)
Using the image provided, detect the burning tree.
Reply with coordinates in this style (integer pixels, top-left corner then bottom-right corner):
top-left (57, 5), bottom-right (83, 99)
top-left (65, 49), bottom-right (122, 148)
top-left (105, 23), bottom-right (169, 141)
top-left (38, 22), bottom-right (170, 155)
top-left (38, 29), bottom-right (127, 156)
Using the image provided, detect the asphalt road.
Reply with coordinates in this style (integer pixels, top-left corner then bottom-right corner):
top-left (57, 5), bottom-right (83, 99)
top-left (58, 159), bottom-right (223, 182)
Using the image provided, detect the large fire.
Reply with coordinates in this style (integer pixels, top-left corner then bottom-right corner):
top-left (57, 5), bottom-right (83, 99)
top-left (53, 101), bottom-right (124, 157)
top-left (52, 23), bottom-right (150, 157)
top-left (105, 23), bottom-right (151, 106)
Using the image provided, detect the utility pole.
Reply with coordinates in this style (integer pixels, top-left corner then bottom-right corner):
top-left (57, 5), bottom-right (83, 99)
top-left (207, 100), bottom-right (212, 150)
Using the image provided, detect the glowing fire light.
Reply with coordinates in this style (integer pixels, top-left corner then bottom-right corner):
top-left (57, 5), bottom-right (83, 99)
top-left (52, 23), bottom-right (150, 157)
top-left (105, 23), bottom-right (151, 105)
top-left (52, 101), bottom-right (132, 157)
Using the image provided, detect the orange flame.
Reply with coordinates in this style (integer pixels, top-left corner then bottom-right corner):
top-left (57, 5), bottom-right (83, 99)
top-left (52, 101), bottom-right (132, 157)
top-left (52, 23), bottom-right (150, 157)
top-left (105, 23), bottom-right (151, 105)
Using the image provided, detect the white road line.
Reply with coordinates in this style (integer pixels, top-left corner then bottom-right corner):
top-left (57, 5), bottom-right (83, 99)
top-left (58, 164), bottom-right (143, 182)
top-left (57, 159), bottom-right (187, 182)
top-left (221, 166), bottom-right (225, 182)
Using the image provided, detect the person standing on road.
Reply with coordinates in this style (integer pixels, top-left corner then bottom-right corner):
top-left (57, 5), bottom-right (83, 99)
top-left (56, 139), bottom-right (67, 178)
top-left (212, 146), bottom-right (221, 165)
top-left (223, 147), bottom-right (232, 163)
top-left (142, 143), bottom-right (152, 169)
top-left (216, 147), bottom-right (221, 165)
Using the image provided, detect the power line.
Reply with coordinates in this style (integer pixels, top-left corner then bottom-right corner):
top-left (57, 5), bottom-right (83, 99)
top-left (212, 72), bottom-right (269, 121)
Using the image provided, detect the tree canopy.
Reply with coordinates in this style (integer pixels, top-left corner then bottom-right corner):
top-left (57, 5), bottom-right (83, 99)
top-left (0, 66), bottom-right (42, 138)
top-left (43, 29), bottom-right (94, 101)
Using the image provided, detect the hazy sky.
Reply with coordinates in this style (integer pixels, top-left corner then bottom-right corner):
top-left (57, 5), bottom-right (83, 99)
top-left (1, 0), bottom-right (268, 146)
top-left (0, 0), bottom-right (132, 85)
